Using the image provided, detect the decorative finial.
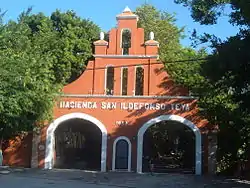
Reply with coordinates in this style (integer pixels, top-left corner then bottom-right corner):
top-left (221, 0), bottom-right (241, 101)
top-left (100, 32), bottom-right (105, 40)
top-left (149, 31), bottom-right (155, 40)
top-left (123, 6), bottom-right (131, 13)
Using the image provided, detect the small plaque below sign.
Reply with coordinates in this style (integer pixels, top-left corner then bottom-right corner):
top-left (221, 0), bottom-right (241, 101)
top-left (116, 121), bottom-right (128, 127)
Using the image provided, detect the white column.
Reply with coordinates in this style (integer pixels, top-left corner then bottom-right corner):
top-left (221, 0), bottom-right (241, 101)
top-left (0, 149), bottom-right (3, 166)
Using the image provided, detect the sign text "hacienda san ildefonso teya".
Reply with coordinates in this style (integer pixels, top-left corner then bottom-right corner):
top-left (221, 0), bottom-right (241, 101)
top-left (58, 101), bottom-right (190, 111)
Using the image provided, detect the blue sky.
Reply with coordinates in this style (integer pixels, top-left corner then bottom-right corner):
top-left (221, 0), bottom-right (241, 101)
top-left (1, 0), bottom-right (239, 48)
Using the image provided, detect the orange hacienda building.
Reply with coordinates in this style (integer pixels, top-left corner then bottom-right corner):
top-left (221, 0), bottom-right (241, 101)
top-left (3, 7), bottom-right (217, 175)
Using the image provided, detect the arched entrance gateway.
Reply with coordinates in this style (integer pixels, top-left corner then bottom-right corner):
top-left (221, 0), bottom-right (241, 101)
top-left (137, 115), bottom-right (202, 175)
top-left (44, 113), bottom-right (107, 172)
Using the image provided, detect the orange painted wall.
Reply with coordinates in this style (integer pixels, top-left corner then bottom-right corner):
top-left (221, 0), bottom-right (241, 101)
top-left (3, 133), bottom-right (33, 167)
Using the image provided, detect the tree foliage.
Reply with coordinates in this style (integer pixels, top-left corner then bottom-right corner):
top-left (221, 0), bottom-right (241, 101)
top-left (136, 4), bottom-right (184, 62)
top-left (0, 19), bottom-right (59, 140)
top-left (135, 4), bottom-right (205, 63)
top-left (174, 0), bottom-right (250, 26)
top-left (135, 4), bottom-right (207, 87)
top-left (0, 9), bottom-right (100, 142)
top-left (172, 0), bottom-right (250, 175)
top-left (19, 9), bottom-right (100, 83)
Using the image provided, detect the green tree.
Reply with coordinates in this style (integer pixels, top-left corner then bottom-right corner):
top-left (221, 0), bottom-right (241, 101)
top-left (0, 9), bottom-right (100, 148)
top-left (172, 0), bottom-right (250, 175)
top-left (136, 4), bottom-right (185, 62)
top-left (174, 0), bottom-right (250, 26)
top-left (135, 4), bottom-right (206, 69)
top-left (0, 18), bottom-right (61, 142)
top-left (19, 9), bottom-right (100, 84)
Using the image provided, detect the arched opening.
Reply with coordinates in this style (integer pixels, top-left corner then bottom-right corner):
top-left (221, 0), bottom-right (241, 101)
top-left (142, 121), bottom-right (195, 173)
top-left (112, 136), bottom-right (131, 171)
top-left (135, 66), bottom-right (144, 96)
top-left (121, 29), bottom-right (131, 55)
top-left (54, 119), bottom-right (102, 170)
top-left (105, 66), bottom-right (114, 95)
top-left (121, 67), bottom-right (128, 95)
top-left (137, 115), bottom-right (202, 175)
top-left (45, 113), bottom-right (107, 172)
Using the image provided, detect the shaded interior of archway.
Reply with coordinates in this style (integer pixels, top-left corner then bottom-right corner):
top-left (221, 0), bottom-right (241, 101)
top-left (142, 120), bottom-right (195, 174)
top-left (54, 118), bottom-right (102, 170)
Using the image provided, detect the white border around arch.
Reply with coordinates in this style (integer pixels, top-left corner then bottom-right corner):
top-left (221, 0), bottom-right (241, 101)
top-left (44, 112), bottom-right (108, 172)
top-left (136, 114), bottom-right (202, 175)
top-left (112, 136), bottom-right (132, 172)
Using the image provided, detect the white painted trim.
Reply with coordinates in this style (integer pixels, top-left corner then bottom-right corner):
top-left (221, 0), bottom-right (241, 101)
top-left (94, 41), bottom-right (108, 46)
top-left (112, 136), bottom-right (132, 172)
top-left (94, 55), bottom-right (158, 59)
top-left (145, 41), bottom-right (159, 46)
top-left (61, 94), bottom-right (198, 99)
top-left (44, 113), bottom-right (108, 172)
top-left (116, 15), bottom-right (138, 20)
top-left (0, 150), bottom-right (3, 166)
top-left (136, 115), bottom-right (202, 175)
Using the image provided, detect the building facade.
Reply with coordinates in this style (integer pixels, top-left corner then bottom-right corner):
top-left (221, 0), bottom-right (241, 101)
top-left (3, 7), bottom-right (217, 175)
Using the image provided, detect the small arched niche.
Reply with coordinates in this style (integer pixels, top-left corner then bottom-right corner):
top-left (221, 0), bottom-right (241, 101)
top-left (121, 29), bottom-right (131, 55)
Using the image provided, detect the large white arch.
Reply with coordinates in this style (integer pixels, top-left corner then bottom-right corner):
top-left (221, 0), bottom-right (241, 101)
top-left (112, 136), bottom-right (132, 172)
top-left (136, 114), bottom-right (202, 175)
top-left (44, 112), bottom-right (108, 172)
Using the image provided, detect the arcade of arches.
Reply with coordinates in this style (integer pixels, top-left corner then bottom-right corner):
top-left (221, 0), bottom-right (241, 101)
top-left (41, 114), bottom-right (206, 175)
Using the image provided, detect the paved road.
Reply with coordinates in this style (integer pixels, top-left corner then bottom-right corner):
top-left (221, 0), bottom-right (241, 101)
top-left (0, 175), bottom-right (114, 188)
top-left (1, 168), bottom-right (250, 188)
